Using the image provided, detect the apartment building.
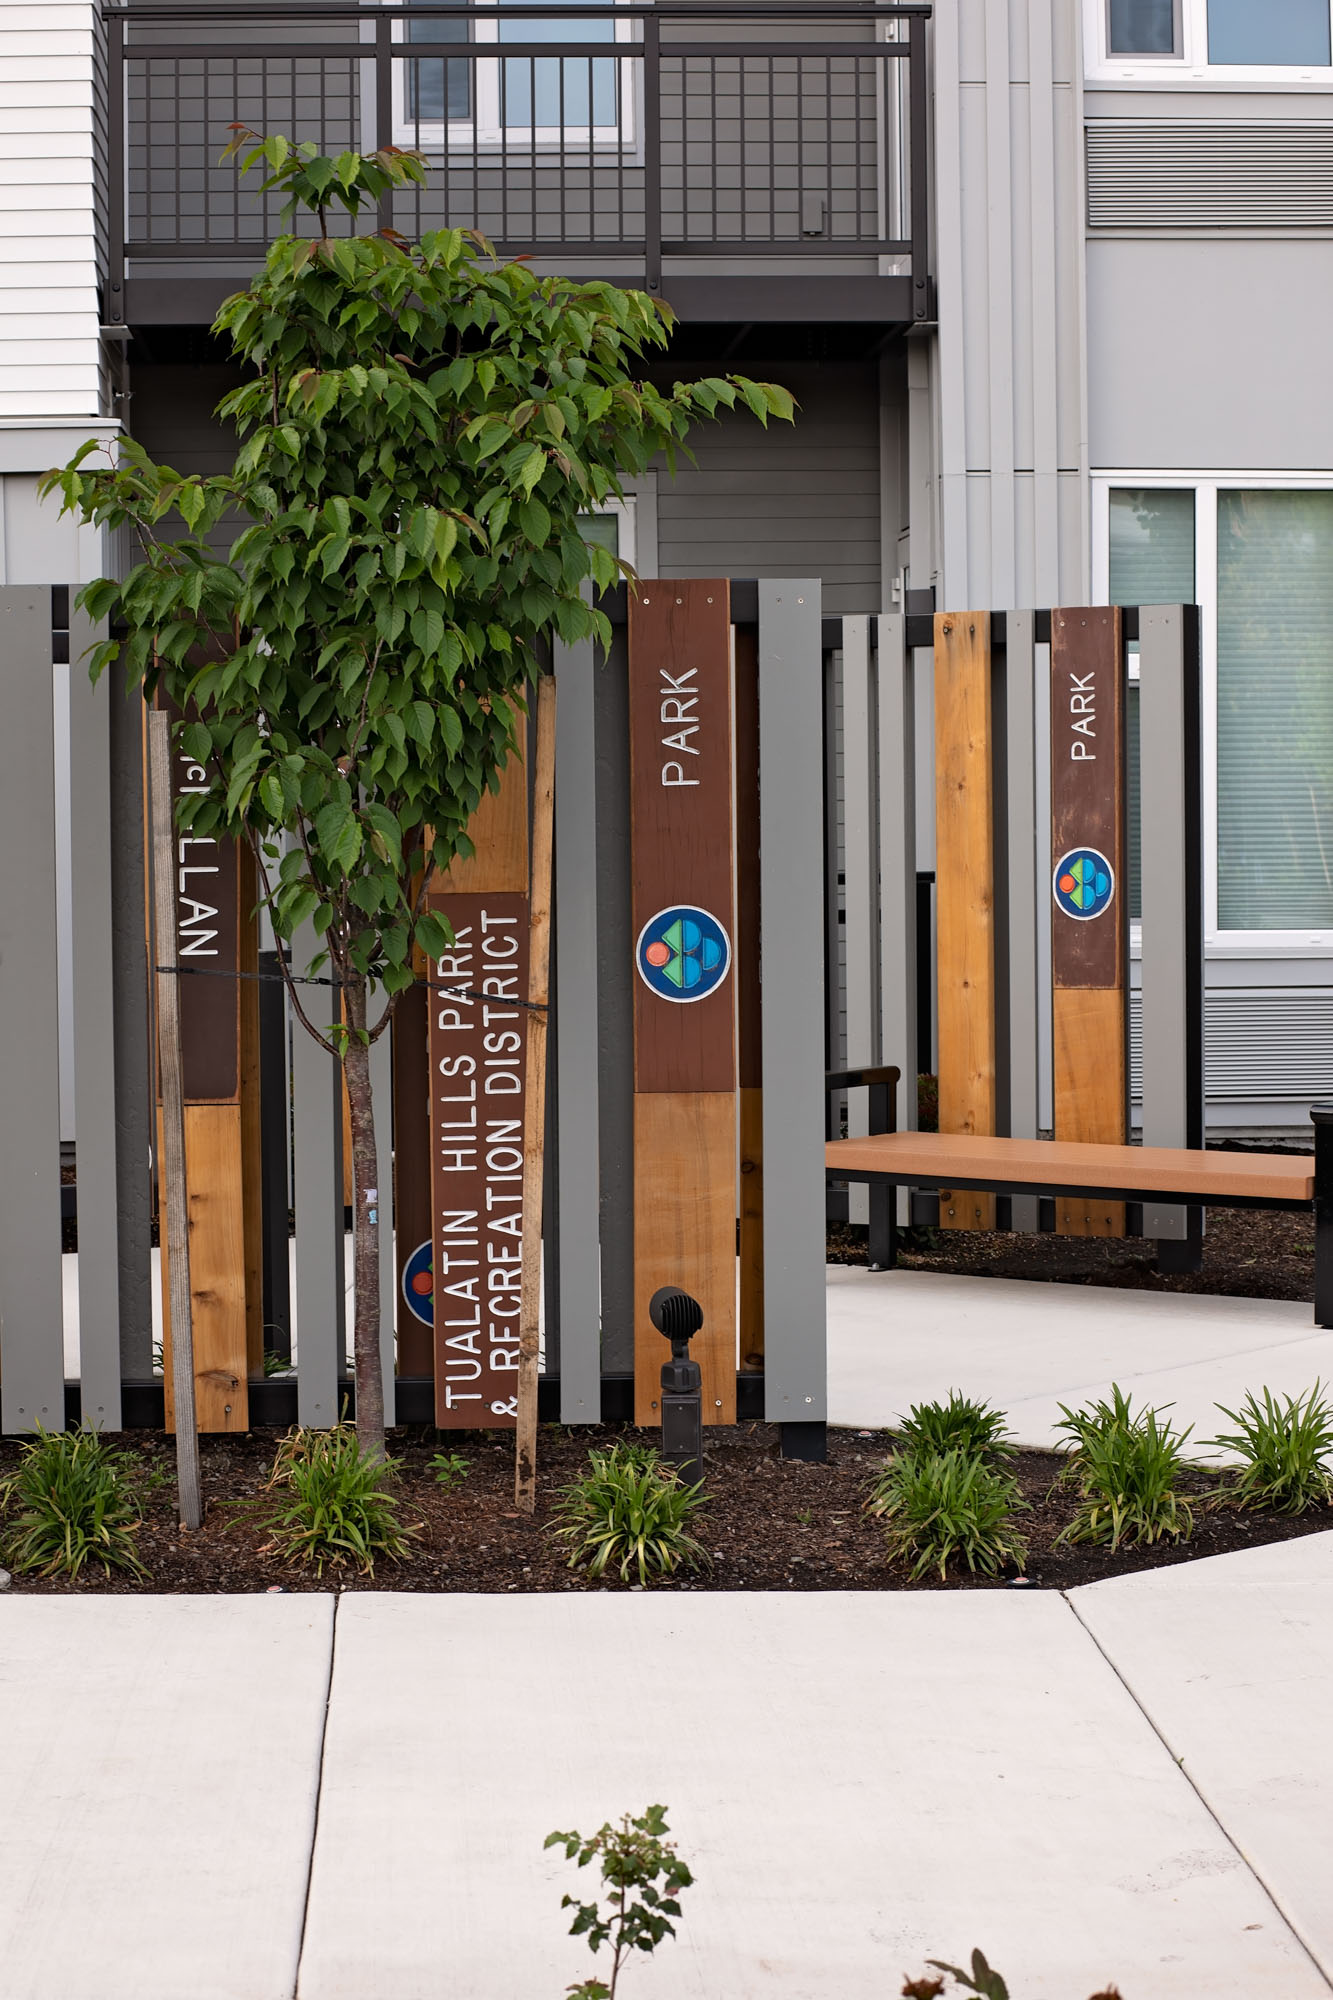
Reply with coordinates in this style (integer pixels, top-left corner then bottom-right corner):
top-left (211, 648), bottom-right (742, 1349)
top-left (1, 0), bottom-right (1330, 1133)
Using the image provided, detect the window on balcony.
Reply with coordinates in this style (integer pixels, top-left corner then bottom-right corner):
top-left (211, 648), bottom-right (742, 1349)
top-left (400, 0), bottom-right (633, 149)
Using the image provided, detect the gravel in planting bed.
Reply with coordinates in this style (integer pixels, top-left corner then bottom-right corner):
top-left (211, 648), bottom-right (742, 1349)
top-left (2, 1424), bottom-right (1330, 1596)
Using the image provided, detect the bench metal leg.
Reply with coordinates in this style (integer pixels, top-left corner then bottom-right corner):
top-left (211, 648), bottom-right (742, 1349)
top-left (1316, 1109), bottom-right (1333, 1329)
top-left (1155, 1207), bottom-right (1204, 1275)
top-left (867, 1182), bottom-right (897, 1269)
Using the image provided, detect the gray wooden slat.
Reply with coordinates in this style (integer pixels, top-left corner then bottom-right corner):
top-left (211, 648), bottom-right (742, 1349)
top-left (759, 580), bottom-right (827, 1424)
top-left (841, 615), bottom-right (876, 1227)
top-left (68, 603), bottom-right (122, 1428)
top-left (554, 632), bottom-right (602, 1425)
top-left (0, 588), bottom-right (65, 1432)
top-left (876, 614), bottom-right (916, 1222)
top-left (290, 919), bottom-right (344, 1426)
top-left (1004, 609), bottom-right (1041, 1231)
top-left (1138, 606), bottom-right (1202, 1241)
top-left (369, 1017), bottom-right (395, 1429)
top-left (108, 666), bottom-right (154, 1382)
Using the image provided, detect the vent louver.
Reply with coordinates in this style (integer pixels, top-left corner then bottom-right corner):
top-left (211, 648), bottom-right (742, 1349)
top-left (1087, 122), bottom-right (1333, 229)
top-left (1131, 989), bottom-right (1333, 1104)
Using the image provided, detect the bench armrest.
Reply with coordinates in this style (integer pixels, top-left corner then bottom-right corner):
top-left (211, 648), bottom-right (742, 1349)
top-left (825, 1064), bottom-right (900, 1137)
top-left (825, 1064), bottom-right (901, 1094)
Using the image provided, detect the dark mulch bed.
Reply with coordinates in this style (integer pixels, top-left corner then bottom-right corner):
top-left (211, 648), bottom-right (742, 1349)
top-left (829, 1202), bottom-right (1315, 1302)
top-left (3, 1423), bottom-right (1329, 1597)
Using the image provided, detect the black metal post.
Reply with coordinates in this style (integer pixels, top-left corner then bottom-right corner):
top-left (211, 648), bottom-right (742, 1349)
top-left (866, 1073), bottom-right (896, 1269)
top-left (375, 12), bottom-right (394, 231)
top-left (1315, 1107), bottom-right (1333, 1331)
top-left (649, 1285), bottom-right (703, 1483)
top-left (908, 10), bottom-right (930, 323)
top-left (641, 10), bottom-right (662, 292)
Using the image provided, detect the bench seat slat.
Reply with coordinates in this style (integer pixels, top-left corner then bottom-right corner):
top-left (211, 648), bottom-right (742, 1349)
top-left (826, 1131), bottom-right (1313, 1205)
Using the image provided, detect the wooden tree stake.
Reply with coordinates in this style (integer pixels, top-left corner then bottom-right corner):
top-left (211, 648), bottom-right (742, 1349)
top-left (515, 673), bottom-right (557, 1513)
top-left (148, 709), bottom-right (203, 1530)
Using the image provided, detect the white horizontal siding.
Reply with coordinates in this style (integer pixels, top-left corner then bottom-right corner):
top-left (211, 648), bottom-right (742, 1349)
top-left (0, 1), bottom-right (100, 422)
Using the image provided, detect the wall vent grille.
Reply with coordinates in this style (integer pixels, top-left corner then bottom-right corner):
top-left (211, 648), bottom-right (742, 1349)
top-left (1087, 122), bottom-right (1333, 230)
top-left (1130, 988), bottom-right (1333, 1104)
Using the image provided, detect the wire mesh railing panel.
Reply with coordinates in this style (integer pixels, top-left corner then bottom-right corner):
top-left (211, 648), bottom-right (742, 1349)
top-left (128, 55), bottom-right (364, 246)
top-left (115, 9), bottom-right (923, 270)
top-left (659, 53), bottom-right (883, 246)
top-left (389, 51), bottom-right (646, 249)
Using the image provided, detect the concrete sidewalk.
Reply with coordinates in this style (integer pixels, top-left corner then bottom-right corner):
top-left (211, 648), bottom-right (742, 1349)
top-left (828, 1264), bottom-right (1333, 1451)
top-left (3, 1541), bottom-right (1332, 2000)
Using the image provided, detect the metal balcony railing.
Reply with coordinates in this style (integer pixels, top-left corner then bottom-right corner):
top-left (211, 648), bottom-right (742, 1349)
top-left (104, 2), bottom-right (932, 325)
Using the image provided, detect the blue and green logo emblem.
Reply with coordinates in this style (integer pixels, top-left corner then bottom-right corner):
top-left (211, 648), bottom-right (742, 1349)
top-left (402, 1240), bottom-right (434, 1327)
top-left (636, 905), bottom-right (732, 1003)
top-left (1053, 847), bottom-right (1115, 922)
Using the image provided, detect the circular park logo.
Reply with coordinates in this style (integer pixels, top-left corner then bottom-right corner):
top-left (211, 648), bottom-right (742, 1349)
top-left (636, 905), bottom-right (732, 1004)
top-left (1053, 847), bottom-right (1115, 922)
top-left (402, 1239), bottom-right (434, 1327)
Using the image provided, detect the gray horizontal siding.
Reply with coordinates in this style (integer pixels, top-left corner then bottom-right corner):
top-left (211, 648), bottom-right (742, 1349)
top-left (655, 361), bottom-right (881, 612)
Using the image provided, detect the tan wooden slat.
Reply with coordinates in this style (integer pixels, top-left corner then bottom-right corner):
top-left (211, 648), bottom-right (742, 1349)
top-left (1054, 987), bottom-right (1126, 1235)
top-left (825, 1130), bottom-right (1313, 1205)
top-left (161, 1101), bottom-right (249, 1432)
top-left (633, 1091), bottom-right (738, 1426)
top-left (933, 610), bottom-right (996, 1230)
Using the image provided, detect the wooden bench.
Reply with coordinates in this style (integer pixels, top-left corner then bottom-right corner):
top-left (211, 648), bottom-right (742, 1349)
top-left (825, 1067), bottom-right (1332, 1328)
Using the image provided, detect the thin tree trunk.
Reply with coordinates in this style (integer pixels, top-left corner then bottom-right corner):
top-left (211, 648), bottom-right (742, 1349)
top-left (515, 672), bottom-right (556, 1512)
top-left (342, 973), bottom-right (385, 1456)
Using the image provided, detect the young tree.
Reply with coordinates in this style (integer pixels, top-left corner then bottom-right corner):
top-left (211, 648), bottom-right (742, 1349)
top-left (45, 134), bottom-right (793, 1455)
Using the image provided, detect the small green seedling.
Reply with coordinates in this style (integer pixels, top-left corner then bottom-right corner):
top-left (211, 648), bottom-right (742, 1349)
top-left (903, 1953), bottom-right (1124, 1999)
top-left (428, 1450), bottom-right (472, 1493)
top-left (546, 1804), bottom-right (694, 1999)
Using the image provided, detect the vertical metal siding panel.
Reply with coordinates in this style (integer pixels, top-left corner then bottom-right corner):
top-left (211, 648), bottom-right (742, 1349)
top-left (1138, 605), bottom-right (1202, 1237)
top-left (369, 1023), bottom-right (395, 1428)
top-left (929, 0), bottom-right (967, 606)
top-left (554, 632), bottom-right (602, 1424)
top-left (0, 588), bottom-right (65, 1431)
top-left (1027, 0), bottom-right (1061, 606)
top-left (759, 580), bottom-right (826, 1423)
top-left (985, 0), bottom-right (1015, 608)
top-left (841, 615), bottom-right (875, 1227)
top-left (290, 916), bottom-right (344, 1427)
top-left (68, 601), bottom-right (121, 1426)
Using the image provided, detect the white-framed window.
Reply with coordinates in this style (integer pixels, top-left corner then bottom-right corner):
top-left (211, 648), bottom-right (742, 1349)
top-left (579, 495), bottom-right (637, 570)
top-left (394, 0), bottom-right (638, 151)
top-left (1093, 474), bottom-right (1333, 954)
top-left (1086, 0), bottom-right (1333, 83)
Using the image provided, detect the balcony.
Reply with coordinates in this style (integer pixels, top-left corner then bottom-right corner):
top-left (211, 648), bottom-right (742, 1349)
top-left (105, 0), bottom-right (933, 328)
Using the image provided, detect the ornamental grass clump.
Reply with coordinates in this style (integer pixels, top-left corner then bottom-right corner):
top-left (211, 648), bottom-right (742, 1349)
top-left (1055, 1384), bottom-right (1194, 1551)
top-left (1209, 1382), bottom-right (1333, 1514)
top-left (868, 1447), bottom-right (1030, 1582)
top-left (892, 1391), bottom-right (1015, 1467)
top-left (257, 1423), bottom-right (418, 1576)
top-left (551, 1442), bottom-right (709, 1587)
top-left (0, 1425), bottom-right (146, 1581)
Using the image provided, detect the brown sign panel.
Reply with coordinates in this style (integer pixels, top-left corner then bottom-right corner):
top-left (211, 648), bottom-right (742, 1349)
top-left (165, 700), bottom-right (240, 1101)
top-left (425, 890), bottom-right (530, 1428)
top-left (1050, 607), bottom-right (1125, 993)
top-left (628, 581), bottom-right (736, 1094)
